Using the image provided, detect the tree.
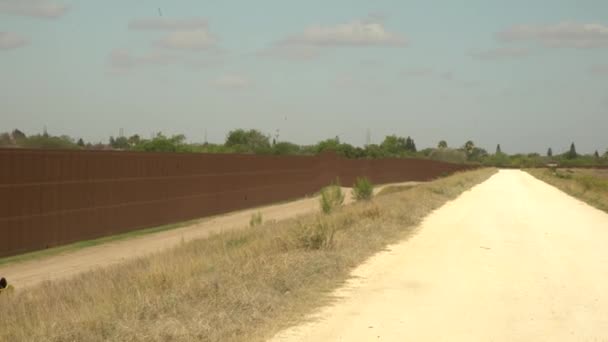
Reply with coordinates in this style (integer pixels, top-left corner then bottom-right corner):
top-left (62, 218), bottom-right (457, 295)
top-left (110, 136), bottom-right (129, 150)
top-left (315, 137), bottom-right (341, 154)
top-left (547, 147), bottom-right (553, 157)
top-left (0, 132), bottom-right (12, 146)
top-left (128, 134), bottom-right (141, 147)
top-left (438, 140), bottom-right (448, 149)
top-left (273, 141), bottom-right (300, 155)
top-left (405, 136), bottom-right (417, 152)
top-left (134, 133), bottom-right (192, 153)
top-left (594, 150), bottom-right (600, 159)
top-left (225, 129), bottom-right (271, 153)
top-left (21, 134), bottom-right (78, 149)
top-left (380, 135), bottom-right (407, 155)
top-left (463, 141), bottom-right (475, 156)
top-left (364, 144), bottom-right (387, 158)
top-left (496, 144), bottom-right (502, 154)
top-left (566, 142), bottom-right (577, 159)
top-left (77, 138), bottom-right (85, 147)
top-left (429, 148), bottom-right (467, 163)
top-left (378, 135), bottom-right (416, 155)
top-left (11, 129), bottom-right (26, 142)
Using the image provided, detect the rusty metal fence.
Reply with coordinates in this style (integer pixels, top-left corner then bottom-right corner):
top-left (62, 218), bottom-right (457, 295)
top-left (0, 149), bottom-right (473, 257)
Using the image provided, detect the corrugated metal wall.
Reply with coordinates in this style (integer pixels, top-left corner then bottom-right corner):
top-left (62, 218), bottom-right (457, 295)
top-left (0, 149), bottom-right (474, 257)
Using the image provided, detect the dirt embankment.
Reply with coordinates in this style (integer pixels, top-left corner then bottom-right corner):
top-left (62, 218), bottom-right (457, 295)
top-left (0, 182), bottom-right (417, 289)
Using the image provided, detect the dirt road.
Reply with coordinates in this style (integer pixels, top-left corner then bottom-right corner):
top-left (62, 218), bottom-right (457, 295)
top-left (270, 170), bottom-right (608, 341)
top-left (0, 182), bottom-right (416, 289)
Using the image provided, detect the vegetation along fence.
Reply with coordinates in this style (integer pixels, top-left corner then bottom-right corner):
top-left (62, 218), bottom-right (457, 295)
top-left (0, 149), bottom-right (474, 257)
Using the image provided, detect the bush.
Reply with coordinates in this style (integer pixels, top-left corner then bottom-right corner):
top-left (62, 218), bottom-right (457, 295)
top-left (352, 177), bottom-right (374, 201)
top-left (249, 212), bottom-right (263, 227)
top-left (428, 148), bottom-right (467, 164)
top-left (320, 183), bottom-right (344, 214)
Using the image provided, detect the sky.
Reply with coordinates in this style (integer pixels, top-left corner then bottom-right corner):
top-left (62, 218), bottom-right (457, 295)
top-left (1, 0), bottom-right (607, 154)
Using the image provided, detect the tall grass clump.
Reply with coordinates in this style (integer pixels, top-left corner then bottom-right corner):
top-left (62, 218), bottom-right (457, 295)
top-left (250, 211), bottom-right (263, 227)
top-left (297, 218), bottom-right (336, 250)
top-left (352, 177), bottom-right (374, 201)
top-left (320, 183), bottom-right (345, 214)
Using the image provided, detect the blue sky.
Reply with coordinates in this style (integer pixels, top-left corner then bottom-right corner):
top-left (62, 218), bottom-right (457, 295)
top-left (1, 0), bottom-right (607, 153)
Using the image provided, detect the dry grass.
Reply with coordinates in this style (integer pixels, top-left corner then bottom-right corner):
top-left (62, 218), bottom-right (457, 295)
top-left (376, 184), bottom-right (417, 197)
top-left (527, 168), bottom-right (608, 213)
top-left (0, 168), bottom-right (496, 342)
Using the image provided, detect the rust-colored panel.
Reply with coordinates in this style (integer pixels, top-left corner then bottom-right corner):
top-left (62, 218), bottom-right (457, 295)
top-left (0, 148), bottom-right (474, 258)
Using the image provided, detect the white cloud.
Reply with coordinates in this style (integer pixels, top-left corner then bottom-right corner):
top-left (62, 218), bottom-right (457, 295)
top-left (497, 22), bottom-right (608, 48)
top-left (0, 0), bottom-right (68, 18)
top-left (213, 74), bottom-right (252, 89)
top-left (0, 31), bottom-right (28, 50)
top-left (280, 18), bottom-right (406, 47)
top-left (470, 47), bottom-right (531, 60)
top-left (129, 18), bottom-right (208, 31)
top-left (156, 29), bottom-right (216, 50)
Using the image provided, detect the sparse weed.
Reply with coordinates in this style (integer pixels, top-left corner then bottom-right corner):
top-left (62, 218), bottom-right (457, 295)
top-left (352, 177), bottom-right (374, 201)
top-left (249, 212), bottom-right (263, 227)
top-left (297, 218), bottom-right (336, 250)
top-left (320, 182), bottom-right (345, 214)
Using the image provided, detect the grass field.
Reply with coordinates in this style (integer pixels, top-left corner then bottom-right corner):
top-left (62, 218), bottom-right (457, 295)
top-left (0, 168), bottom-right (496, 342)
top-left (526, 168), bottom-right (608, 213)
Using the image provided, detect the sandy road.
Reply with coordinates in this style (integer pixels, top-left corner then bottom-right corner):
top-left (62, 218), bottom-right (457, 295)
top-left (0, 182), bottom-right (416, 289)
top-left (270, 170), bottom-right (608, 341)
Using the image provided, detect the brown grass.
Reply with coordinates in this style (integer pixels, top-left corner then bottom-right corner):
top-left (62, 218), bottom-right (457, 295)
top-left (376, 184), bottom-right (417, 196)
top-left (0, 168), bottom-right (496, 342)
top-left (527, 168), bottom-right (608, 213)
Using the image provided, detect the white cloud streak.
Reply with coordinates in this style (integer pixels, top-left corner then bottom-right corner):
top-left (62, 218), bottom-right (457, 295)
top-left (155, 29), bottom-right (217, 50)
top-left (280, 18), bottom-right (406, 47)
top-left (497, 22), bottom-right (608, 48)
top-left (0, 0), bottom-right (68, 18)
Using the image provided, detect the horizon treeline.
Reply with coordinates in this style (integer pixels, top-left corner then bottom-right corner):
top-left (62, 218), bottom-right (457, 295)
top-left (1, 128), bottom-right (607, 167)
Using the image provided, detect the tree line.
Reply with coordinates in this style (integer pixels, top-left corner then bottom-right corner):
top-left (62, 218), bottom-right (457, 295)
top-left (1, 128), bottom-right (607, 167)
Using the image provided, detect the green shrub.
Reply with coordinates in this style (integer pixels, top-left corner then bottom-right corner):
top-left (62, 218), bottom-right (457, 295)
top-left (320, 183), bottom-right (344, 214)
top-left (428, 148), bottom-right (467, 163)
top-left (249, 212), bottom-right (263, 227)
top-left (352, 177), bottom-right (374, 201)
